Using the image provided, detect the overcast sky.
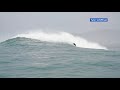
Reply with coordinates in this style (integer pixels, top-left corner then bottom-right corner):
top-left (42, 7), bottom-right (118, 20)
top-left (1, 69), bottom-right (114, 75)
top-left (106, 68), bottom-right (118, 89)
top-left (0, 12), bottom-right (120, 41)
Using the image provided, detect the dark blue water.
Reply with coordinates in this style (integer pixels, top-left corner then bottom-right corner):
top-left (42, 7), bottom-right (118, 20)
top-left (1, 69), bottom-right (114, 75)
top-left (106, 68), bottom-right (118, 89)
top-left (0, 37), bottom-right (120, 78)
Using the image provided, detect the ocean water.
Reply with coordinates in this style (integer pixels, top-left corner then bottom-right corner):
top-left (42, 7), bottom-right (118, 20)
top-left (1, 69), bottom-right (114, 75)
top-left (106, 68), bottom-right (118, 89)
top-left (0, 32), bottom-right (120, 78)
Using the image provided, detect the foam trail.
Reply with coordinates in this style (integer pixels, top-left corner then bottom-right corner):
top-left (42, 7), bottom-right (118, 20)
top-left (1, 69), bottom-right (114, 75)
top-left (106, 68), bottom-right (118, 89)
top-left (14, 31), bottom-right (108, 50)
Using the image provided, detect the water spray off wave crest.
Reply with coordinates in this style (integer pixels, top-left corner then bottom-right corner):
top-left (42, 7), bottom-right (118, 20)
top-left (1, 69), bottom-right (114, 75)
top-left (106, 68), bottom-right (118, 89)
top-left (14, 31), bottom-right (108, 50)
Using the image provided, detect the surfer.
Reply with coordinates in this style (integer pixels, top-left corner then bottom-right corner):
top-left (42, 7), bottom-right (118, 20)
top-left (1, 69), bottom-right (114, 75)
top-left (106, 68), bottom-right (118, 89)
top-left (73, 43), bottom-right (76, 46)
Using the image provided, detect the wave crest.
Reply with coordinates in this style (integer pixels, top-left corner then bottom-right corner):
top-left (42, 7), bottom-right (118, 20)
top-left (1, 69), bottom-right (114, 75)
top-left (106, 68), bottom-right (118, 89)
top-left (13, 31), bottom-right (108, 50)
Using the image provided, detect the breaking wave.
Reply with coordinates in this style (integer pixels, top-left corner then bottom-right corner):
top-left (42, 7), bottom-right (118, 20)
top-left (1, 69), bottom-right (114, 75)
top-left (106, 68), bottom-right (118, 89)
top-left (11, 31), bottom-right (108, 50)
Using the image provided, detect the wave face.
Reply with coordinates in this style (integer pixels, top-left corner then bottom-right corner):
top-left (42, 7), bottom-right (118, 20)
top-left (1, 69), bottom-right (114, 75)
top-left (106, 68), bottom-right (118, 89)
top-left (11, 31), bottom-right (108, 50)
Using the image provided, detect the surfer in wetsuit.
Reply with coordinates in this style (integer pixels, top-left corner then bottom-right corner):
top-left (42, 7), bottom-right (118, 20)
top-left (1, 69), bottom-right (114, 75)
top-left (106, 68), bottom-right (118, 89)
top-left (73, 43), bottom-right (76, 46)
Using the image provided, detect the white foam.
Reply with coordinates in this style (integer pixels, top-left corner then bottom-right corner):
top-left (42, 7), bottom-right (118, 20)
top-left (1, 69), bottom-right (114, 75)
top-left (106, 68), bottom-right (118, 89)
top-left (14, 31), bottom-right (108, 50)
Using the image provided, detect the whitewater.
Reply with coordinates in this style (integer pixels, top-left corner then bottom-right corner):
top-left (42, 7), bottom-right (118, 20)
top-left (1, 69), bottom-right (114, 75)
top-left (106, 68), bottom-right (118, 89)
top-left (13, 31), bottom-right (108, 50)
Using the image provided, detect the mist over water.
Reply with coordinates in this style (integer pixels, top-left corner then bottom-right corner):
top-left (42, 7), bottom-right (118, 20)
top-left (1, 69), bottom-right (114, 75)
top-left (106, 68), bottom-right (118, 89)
top-left (1, 12), bottom-right (120, 77)
top-left (13, 31), bottom-right (108, 50)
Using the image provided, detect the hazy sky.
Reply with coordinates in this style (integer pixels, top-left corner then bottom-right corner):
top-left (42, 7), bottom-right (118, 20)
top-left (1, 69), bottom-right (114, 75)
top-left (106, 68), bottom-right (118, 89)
top-left (0, 12), bottom-right (120, 41)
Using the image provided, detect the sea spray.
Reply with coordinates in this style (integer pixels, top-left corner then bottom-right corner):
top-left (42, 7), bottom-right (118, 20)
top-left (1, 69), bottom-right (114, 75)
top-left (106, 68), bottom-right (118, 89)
top-left (13, 31), bottom-right (108, 50)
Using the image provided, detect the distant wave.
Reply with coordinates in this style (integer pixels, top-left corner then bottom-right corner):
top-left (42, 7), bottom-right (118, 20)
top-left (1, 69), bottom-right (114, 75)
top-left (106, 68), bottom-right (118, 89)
top-left (10, 31), bottom-right (108, 50)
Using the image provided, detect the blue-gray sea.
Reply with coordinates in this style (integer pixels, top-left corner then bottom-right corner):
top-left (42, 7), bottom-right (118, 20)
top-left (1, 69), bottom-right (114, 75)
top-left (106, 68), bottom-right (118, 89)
top-left (0, 37), bottom-right (120, 78)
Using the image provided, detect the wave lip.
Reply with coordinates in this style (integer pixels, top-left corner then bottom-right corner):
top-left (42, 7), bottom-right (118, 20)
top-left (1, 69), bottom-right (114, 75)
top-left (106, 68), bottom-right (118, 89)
top-left (13, 31), bottom-right (108, 50)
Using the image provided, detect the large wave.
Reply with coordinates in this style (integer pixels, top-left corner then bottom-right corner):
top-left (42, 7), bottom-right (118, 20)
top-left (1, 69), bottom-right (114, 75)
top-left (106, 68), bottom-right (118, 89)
top-left (13, 31), bottom-right (108, 50)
